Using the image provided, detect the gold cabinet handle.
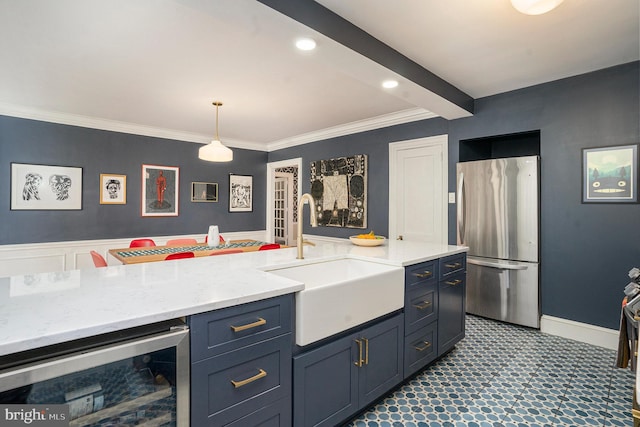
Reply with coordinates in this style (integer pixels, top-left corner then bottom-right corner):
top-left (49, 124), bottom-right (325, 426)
top-left (363, 337), bottom-right (369, 366)
top-left (414, 271), bottom-right (433, 278)
top-left (445, 279), bottom-right (462, 286)
top-left (230, 317), bottom-right (266, 332)
top-left (413, 300), bottom-right (432, 310)
top-left (445, 262), bottom-right (462, 268)
top-left (230, 368), bottom-right (267, 388)
top-left (354, 339), bottom-right (364, 367)
top-left (414, 341), bottom-right (432, 352)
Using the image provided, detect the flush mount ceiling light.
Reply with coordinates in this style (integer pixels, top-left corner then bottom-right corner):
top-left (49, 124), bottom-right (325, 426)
top-left (510, 0), bottom-right (564, 15)
top-left (295, 38), bottom-right (317, 51)
top-left (198, 101), bottom-right (233, 162)
top-left (382, 80), bottom-right (399, 89)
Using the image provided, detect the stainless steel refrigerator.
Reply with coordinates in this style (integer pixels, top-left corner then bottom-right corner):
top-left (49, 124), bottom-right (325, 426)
top-left (456, 156), bottom-right (540, 328)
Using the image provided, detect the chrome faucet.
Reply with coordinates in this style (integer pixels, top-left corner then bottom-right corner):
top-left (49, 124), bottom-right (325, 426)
top-left (297, 193), bottom-right (318, 259)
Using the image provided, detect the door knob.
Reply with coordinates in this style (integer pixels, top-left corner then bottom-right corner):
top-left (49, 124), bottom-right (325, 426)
top-left (397, 235), bottom-right (403, 240)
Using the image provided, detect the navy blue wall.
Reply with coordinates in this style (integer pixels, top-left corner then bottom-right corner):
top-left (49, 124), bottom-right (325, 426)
top-left (0, 117), bottom-right (267, 244)
top-left (270, 62), bottom-right (640, 330)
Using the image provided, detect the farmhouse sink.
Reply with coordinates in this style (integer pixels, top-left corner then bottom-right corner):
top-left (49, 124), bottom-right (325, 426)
top-left (265, 258), bottom-right (404, 346)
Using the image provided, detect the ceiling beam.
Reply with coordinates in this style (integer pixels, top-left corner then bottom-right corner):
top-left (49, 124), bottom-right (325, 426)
top-left (257, 0), bottom-right (475, 116)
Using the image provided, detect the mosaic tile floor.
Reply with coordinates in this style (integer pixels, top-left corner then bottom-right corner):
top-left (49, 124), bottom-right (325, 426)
top-left (346, 315), bottom-right (634, 427)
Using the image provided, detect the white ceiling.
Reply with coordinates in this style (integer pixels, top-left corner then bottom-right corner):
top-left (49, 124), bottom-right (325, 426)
top-left (0, 0), bottom-right (637, 151)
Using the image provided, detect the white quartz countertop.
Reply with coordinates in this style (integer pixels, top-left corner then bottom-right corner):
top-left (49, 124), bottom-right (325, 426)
top-left (0, 239), bottom-right (467, 356)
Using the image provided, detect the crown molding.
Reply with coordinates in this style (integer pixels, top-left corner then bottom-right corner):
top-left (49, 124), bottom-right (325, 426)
top-left (0, 102), bottom-right (263, 151)
top-left (0, 103), bottom-right (438, 153)
top-left (266, 108), bottom-right (438, 151)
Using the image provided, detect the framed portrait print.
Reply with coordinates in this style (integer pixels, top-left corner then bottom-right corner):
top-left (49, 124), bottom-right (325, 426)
top-left (141, 164), bottom-right (179, 216)
top-left (100, 174), bottom-right (126, 204)
top-left (11, 163), bottom-right (83, 210)
top-left (582, 144), bottom-right (637, 203)
top-left (229, 174), bottom-right (253, 212)
top-left (191, 182), bottom-right (218, 202)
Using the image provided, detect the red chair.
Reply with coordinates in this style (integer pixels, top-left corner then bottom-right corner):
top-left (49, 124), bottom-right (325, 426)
top-left (204, 235), bottom-right (226, 244)
top-left (129, 238), bottom-right (156, 248)
top-left (209, 249), bottom-right (243, 256)
top-left (166, 238), bottom-right (198, 246)
top-left (258, 243), bottom-right (281, 251)
top-left (90, 250), bottom-right (108, 268)
top-left (165, 252), bottom-right (195, 261)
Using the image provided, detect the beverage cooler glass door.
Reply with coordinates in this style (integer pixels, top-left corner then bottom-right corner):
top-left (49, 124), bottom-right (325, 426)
top-left (0, 326), bottom-right (189, 426)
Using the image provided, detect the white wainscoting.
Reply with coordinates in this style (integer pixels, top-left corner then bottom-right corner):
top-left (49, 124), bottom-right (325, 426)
top-left (0, 230), bottom-right (269, 278)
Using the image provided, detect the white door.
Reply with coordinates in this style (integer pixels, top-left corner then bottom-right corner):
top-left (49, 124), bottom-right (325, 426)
top-left (273, 174), bottom-right (293, 245)
top-left (389, 135), bottom-right (448, 243)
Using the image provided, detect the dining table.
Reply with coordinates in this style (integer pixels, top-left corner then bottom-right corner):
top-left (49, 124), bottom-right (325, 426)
top-left (108, 239), bottom-right (273, 264)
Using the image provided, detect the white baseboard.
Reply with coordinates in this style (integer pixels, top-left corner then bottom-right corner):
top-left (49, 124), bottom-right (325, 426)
top-left (540, 314), bottom-right (619, 350)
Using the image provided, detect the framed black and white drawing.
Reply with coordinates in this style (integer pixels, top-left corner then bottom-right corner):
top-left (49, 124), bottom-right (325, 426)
top-left (229, 174), bottom-right (253, 212)
top-left (11, 163), bottom-right (83, 210)
top-left (191, 182), bottom-right (218, 202)
top-left (142, 164), bottom-right (179, 216)
top-left (100, 173), bottom-right (126, 205)
top-left (582, 144), bottom-right (637, 203)
top-left (309, 154), bottom-right (367, 228)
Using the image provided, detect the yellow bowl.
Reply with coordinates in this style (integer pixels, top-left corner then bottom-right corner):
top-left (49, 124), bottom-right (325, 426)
top-left (349, 235), bottom-right (386, 247)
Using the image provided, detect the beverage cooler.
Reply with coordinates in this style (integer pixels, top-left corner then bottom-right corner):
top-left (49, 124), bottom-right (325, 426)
top-left (0, 319), bottom-right (189, 426)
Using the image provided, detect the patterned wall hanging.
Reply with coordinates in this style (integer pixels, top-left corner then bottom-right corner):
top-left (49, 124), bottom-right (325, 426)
top-left (310, 154), bottom-right (367, 228)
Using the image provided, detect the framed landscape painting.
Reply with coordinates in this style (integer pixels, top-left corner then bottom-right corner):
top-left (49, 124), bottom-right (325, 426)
top-left (11, 163), bottom-right (83, 210)
top-left (582, 144), bottom-right (637, 203)
top-left (142, 164), bottom-right (179, 216)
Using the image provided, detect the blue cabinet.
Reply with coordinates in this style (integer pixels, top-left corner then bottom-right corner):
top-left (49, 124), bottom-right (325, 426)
top-left (403, 253), bottom-right (467, 376)
top-left (437, 254), bottom-right (466, 356)
top-left (292, 314), bottom-right (404, 427)
top-left (190, 295), bottom-right (294, 427)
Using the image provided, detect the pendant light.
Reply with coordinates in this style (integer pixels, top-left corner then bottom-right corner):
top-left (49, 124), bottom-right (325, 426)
top-left (199, 101), bottom-right (233, 162)
top-left (510, 0), bottom-right (564, 15)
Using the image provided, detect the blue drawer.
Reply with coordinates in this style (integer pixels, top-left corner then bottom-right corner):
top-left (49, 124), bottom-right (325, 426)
top-left (404, 322), bottom-right (438, 378)
top-left (190, 295), bottom-right (293, 361)
top-left (405, 282), bottom-right (437, 335)
top-left (191, 333), bottom-right (292, 426)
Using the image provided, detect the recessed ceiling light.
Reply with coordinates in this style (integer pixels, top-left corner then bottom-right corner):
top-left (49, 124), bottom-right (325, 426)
top-left (382, 80), bottom-right (399, 89)
top-left (295, 38), bottom-right (316, 51)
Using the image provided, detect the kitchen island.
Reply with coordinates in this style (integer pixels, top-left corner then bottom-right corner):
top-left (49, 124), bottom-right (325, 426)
top-left (0, 238), bottom-right (467, 426)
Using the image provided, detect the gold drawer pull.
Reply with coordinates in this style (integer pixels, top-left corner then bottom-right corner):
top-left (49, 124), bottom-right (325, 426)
top-left (363, 337), bottom-right (369, 366)
top-left (230, 368), bottom-right (267, 388)
top-left (445, 279), bottom-right (462, 286)
top-left (445, 262), bottom-right (462, 268)
top-left (354, 339), bottom-right (364, 367)
top-left (230, 317), bottom-right (266, 332)
top-left (414, 271), bottom-right (433, 278)
top-left (414, 341), bottom-right (432, 352)
top-left (413, 301), bottom-right (432, 310)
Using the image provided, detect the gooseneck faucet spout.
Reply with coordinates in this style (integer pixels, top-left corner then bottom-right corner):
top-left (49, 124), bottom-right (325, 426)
top-left (297, 193), bottom-right (318, 259)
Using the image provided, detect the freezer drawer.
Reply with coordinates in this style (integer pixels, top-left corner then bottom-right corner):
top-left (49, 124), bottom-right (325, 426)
top-left (466, 257), bottom-right (540, 328)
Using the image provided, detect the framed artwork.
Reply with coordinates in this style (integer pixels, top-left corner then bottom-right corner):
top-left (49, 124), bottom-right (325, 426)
top-left (11, 163), bottom-right (83, 210)
top-left (229, 174), bottom-right (253, 212)
top-left (582, 144), bottom-right (637, 203)
top-left (310, 154), bottom-right (368, 228)
top-left (191, 182), bottom-right (218, 202)
top-left (100, 174), bottom-right (127, 204)
top-left (141, 164), bottom-right (179, 216)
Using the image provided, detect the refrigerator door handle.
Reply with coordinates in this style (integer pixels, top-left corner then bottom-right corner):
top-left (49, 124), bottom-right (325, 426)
top-left (468, 258), bottom-right (529, 270)
top-left (457, 172), bottom-right (465, 244)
